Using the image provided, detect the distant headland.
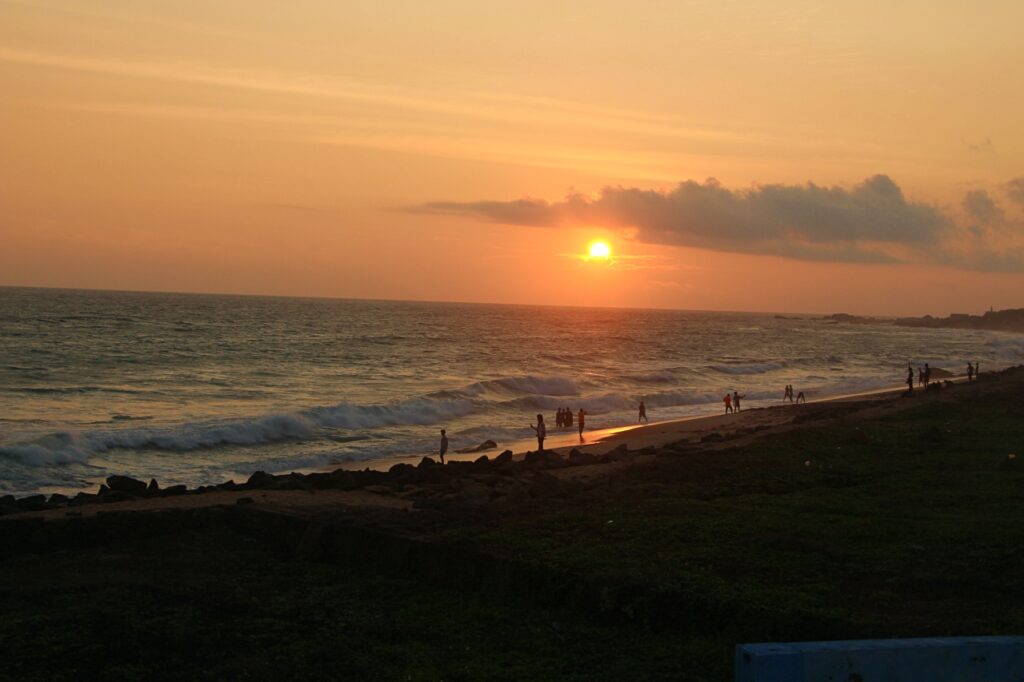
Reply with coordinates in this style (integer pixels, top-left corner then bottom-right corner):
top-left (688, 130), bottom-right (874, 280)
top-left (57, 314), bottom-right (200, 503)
top-left (823, 308), bottom-right (1024, 333)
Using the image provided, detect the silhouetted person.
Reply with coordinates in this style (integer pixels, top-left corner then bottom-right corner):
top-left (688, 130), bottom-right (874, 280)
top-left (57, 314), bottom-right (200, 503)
top-left (638, 400), bottom-right (648, 423)
top-left (796, 391), bottom-right (806, 404)
top-left (917, 367), bottom-right (925, 388)
top-left (555, 408), bottom-right (563, 428)
top-left (975, 362), bottom-right (980, 378)
top-left (907, 366), bottom-right (914, 394)
top-left (924, 363), bottom-right (931, 387)
top-left (530, 414), bottom-right (546, 451)
top-left (733, 391), bottom-right (744, 412)
top-left (784, 384), bottom-right (794, 403)
top-left (439, 429), bottom-right (448, 464)
top-left (724, 393), bottom-right (733, 414)
top-left (566, 408), bottom-right (573, 428)
top-left (967, 363), bottom-right (974, 381)
top-left (577, 408), bottom-right (586, 441)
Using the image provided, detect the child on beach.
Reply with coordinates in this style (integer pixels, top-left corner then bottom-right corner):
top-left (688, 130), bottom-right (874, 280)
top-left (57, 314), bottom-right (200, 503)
top-left (724, 393), bottom-right (733, 414)
top-left (907, 366), bottom-right (914, 393)
top-left (530, 414), bottom-right (546, 451)
top-left (638, 400), bottom-right (648, 423)
top-left (577, 408), bottom-right (586, 441)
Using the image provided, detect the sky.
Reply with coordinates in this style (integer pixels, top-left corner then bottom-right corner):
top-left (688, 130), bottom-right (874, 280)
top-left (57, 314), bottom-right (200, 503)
top-left (1, 0), bottom-right (1023, 315)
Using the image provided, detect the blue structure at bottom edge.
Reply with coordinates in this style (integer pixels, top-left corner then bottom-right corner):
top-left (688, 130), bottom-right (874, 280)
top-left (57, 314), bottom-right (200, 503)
top-left (735, 636), bottom-right (1024, 682)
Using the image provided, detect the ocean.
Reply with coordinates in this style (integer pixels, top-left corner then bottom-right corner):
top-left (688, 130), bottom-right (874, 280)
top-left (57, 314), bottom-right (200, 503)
top-left (2, 287), bottom-right (1021, 497)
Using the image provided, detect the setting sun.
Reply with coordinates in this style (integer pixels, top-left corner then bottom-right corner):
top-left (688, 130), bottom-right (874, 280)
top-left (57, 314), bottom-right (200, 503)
top-left (588, 241), bottom-right (611, 259)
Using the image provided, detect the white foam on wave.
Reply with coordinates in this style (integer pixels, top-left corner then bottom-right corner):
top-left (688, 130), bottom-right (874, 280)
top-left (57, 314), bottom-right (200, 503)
top-left (709, 361), bottom-right (787, 375)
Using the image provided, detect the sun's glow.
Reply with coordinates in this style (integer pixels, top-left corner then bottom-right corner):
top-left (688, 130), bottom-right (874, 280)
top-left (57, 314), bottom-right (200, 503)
top-left (588, 240), bottom-right (611, 259)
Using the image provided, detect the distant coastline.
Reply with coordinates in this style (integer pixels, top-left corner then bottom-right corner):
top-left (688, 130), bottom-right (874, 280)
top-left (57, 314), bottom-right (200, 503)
top-left (823, 308), bottom-right (1024, 333)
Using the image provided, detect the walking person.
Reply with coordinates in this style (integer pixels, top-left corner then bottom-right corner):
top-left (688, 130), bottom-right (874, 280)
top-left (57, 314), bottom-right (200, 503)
top-left (924, 363), bottom-right (931, 387)
top-left (724, 393), bottom-right (733, 414)
top-left (967, 362), bottom-right (974, 381)
top-left (733, 391), bottom-right (744, 412)
top-left (907, 365), bottom-right (914, 394)
top-left (638, 400), bottom-right (648, 423)
top-left (530, 414), bottom-right (546, 452)
top-left (577, 408), bottom-right (586, 442)
top-left (439, 429), bottom-right (448, 465)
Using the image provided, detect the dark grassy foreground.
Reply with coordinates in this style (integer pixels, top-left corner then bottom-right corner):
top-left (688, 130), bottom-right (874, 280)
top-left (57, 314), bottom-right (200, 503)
top-left (3, 371), bottom-right (1024, 681)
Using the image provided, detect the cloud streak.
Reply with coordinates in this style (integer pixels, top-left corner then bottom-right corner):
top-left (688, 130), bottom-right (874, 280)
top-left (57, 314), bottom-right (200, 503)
top-left (412, 175), bottom-right (1024, 272)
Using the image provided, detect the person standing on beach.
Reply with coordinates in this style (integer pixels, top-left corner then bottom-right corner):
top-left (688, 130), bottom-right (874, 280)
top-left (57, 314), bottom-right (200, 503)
top-left (724, 393), bottom-right (733, 414)
top-left (439, 429), bottom-right (448, 464)
top-left (577, 408), bottom-right (586, 441)
top-left (566, 408), bottom-right (573, 428)
top-left (638, 400), bottom-right (648, 423)
top-left (967, 362), bottom-right (974, 381)
top-left (733, 391), bottom-right (744, 412)
top-left (783, 385), bottom-right (793, 403)
top-left (907, 365), bottom-right (915, 393)
top-left (924, 363), bottom-right (931, 387)
top-left (796, 391), bottom-right (806, 404)
top-left (530, 414), bottom-right (546, 451)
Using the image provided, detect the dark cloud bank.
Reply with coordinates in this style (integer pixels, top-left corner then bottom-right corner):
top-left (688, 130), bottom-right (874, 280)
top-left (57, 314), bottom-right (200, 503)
top-left (412, 175), bottom-right (1024, 272)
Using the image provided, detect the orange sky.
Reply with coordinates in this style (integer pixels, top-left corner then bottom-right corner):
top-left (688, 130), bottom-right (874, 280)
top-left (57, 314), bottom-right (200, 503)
top-left (1, 0), bottom-right (1023, 315)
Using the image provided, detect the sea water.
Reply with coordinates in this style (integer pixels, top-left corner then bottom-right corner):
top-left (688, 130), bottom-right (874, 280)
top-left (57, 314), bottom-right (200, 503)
top-left (2, 287), bottom-right (1021, 497)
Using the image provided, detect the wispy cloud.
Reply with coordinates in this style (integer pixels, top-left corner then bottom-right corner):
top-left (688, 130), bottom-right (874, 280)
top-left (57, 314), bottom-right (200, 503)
top-left (410, 175), bottom-right (1024, 272)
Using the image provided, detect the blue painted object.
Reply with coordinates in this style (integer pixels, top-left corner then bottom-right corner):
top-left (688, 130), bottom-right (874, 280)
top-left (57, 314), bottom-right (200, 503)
top-left (736, 636), bottom-right (1024, 682)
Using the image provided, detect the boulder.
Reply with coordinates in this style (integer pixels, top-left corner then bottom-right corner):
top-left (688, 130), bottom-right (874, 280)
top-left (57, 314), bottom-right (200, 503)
top-left (217, 480), bottom-right (239, 491)
top-left (105, 475), bottom-right (148, 495)
top-left (473, 454), bottom-right (491, 466)
top-left (494, 450), bottom-right (514, 464)
top-left (69, 492), bottom-right (98, 506)
top-left (100, 490), bottom-right (136, 504)
top-left (606, 443), bottom-right (630, 460)
top-left (15, 494), bottom-right (49, 512)
top-left (0, 495), bottom-right (19, 515)
top-left (529, 473), bottom-right (565, 499)
top-left (162, 485), bottom-right (187, 496)
top-left (389, 462), bottom-right (417, 476)
top-left (246, 471), bottom-right (276, 489)
top-left (568, 450), bottom-right (598, 466)
top-left (48, 493), bottom-right (69, 507)
top-left (146, 478), bottom-right (161, 494)
top-left (418, 456), bottom-right (439, 469)
top-left (455, 439), bottom-right (498, 454)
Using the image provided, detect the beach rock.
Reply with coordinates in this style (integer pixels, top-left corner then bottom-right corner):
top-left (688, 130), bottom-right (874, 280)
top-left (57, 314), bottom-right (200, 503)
top-left (146, 478), bottom-right (160, 494)
top-left (97, 484), bottom-right (110, 496)
top-left (568, 450), bottom-right (598, 466)
top-left (418, 456), bottom-right (439, 469)
top-left (606, 444), bottom-right (630, 461)
top-left (246, 471), bottom-right (275, 489)
top-left (529, 473), bottom-right (565, 499)
top-left (0, 495), bottom-right (18, 515)
top-left (328, 469), bottom-right (356, 489)
top-left (15, 494), bottom-right (49, 512)
top-left (162, 485), bottom-right (187, 496)
top-left (494, 450), bottom-right (514, 464)
top-left (473, 454), bottom-right (491, 466)
top-left (105, 475), bottom-right (148, 495)
top-left (456, 482), bottom-right (492, 507)
top-left (217, 480), bottom-right (240, 491)
top-left (47, 493), bottom-right (69, 507)
top-left (69, 492), bottom-right (98, 507)
top-left (456, 439), bottom-right (498, 454)
top-left (389, 462), bottom-right (417, 477)
top-left (100, 490), bottom-right (136, 504)
top-left (700, 432), bottom-right (724, 443)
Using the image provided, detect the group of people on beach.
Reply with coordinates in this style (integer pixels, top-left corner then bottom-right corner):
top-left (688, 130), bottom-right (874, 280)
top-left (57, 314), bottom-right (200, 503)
top-left (905, 361), bottom-right (980, 394)
top-left (554, 407), bottom-right (578, 428)
top-left (723, 390), bottom-right (745, 413)
top-left (782, 384), bottom-right (806, 404)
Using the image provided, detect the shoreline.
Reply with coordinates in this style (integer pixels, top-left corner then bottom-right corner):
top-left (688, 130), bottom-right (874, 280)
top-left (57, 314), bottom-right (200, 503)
top-left (326, 377), bottom-right (945, 473)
